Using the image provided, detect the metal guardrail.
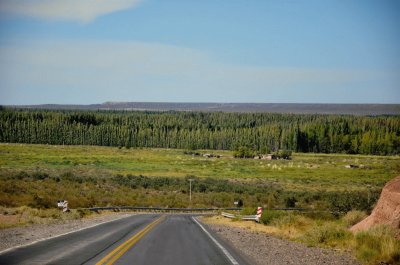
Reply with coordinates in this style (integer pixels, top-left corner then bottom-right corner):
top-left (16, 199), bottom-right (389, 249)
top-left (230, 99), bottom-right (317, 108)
top-left (221, 212), bottom-right (236, 218)
top-left (220, 207), bottom-right (346, 223)
top-left (221, 212), bottom-right (258, 221)
top-left (221, 207), bottom-right (312, 222)
top-left (241, 215), bottom-right (258, 221)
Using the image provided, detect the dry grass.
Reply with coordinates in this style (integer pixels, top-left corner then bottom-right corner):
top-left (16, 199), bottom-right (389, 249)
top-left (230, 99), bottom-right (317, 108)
top-left (342, 210), bottom-right (368, 228)
top-left (355, 225), bottom-right (400, 265)
top-left (0, 206), bottom-right (89, 229)
top-left (203, 213), bottom-right (400, 265)
top-left (203, 215), bottom-right (283, 236)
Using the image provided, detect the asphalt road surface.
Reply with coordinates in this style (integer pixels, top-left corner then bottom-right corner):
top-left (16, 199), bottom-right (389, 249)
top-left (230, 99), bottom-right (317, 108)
top-left (0, 214), bottom-right (252, 265)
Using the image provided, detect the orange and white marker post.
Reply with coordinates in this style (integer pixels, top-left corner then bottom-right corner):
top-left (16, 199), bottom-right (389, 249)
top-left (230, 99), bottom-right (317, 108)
top-left (256, 207), bottom-right (262, 222)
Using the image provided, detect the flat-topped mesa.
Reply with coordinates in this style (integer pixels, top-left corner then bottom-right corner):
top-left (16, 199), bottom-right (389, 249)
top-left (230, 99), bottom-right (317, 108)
top-left (351, 176), bottom-right (400, 235)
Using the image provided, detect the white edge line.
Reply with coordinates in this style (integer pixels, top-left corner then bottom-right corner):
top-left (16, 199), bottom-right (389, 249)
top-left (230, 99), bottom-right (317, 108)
top-left (192, 217), bottom-right (240, 265)
top-left (0, 214), bottom-right (135, 255)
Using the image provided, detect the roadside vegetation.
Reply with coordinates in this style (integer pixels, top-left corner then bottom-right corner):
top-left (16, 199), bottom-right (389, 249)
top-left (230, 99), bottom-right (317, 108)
top-left (205, 210), bottom-right (400, 265)
top-left (0, 206), bottom-right (90, 229)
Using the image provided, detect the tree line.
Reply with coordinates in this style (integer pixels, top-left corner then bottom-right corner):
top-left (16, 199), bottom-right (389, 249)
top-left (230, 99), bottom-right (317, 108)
top-left (0, 108), bottom-right (399, 155)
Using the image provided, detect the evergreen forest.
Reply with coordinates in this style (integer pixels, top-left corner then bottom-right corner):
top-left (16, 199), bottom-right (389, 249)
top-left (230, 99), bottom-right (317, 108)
top-left (1, 108), bottom-right (399, 155)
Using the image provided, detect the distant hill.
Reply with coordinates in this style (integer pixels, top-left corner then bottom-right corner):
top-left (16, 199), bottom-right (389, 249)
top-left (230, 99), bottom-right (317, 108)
top-left (6, 102), bottom-right (400, 115)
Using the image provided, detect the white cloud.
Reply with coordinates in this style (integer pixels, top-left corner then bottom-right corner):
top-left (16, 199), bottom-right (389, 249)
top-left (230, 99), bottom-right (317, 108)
top-left (0, 40), bottom-right (398, 104)
top-left (0, 0), bottom-right (142, 23)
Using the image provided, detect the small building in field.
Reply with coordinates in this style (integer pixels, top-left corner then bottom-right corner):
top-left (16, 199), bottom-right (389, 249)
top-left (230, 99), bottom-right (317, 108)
top-left (262, 154), bottom-right (277, 160)
top-left (203, 153), bottom-right (220, 158)
top-left (254, 154), bottom-right (277, 160)
top-left (345, 164), bottom-right (359, 169)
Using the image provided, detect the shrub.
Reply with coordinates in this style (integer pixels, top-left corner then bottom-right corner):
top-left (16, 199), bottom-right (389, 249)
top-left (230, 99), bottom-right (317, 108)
top-left (274, 150), bottom-right (292, 159)
top-left (240, 207), bottom-right (256, 215)
top-left (60, 172), bottom-right (75, 181)
top-left (272, 213), bottom-right (311, 229)
top-left (15, 171), bottom-right (30, 180)
top-left (32, 172), bottom-right (49, 180)
top-left (302, 223), bottom-right (352, 247)
top-left (355, 226), bottom-right (400, 265)
top-left (284, 196), bottom-right (297, 208)
top-left (30, 194), bottom-right (54, 209)
top-left (234, 146), bottom-right (255, 158)
top-left (326, 191), bottom-right (379, 213)
top-left (342, 210), bottom-right (367, 227)
top-left (260, 210), bottom-right (286, 225)
top-left (183, 150), bottom-right (201, 156)
top-left (76, 209), bottom-right (91, 218)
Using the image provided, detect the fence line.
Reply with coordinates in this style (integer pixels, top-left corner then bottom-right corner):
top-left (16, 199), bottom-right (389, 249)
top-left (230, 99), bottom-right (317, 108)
top-left (77, 206), bottom-right (344, 214)
top-left (79, 206), bottom-right (241, 213)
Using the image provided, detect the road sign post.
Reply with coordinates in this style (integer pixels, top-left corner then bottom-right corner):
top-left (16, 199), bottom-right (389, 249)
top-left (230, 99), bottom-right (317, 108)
top-left (57, 200), bottom-right (69, 212)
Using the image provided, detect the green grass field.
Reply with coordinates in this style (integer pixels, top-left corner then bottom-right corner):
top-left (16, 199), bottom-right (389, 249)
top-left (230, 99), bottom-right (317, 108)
top-left (0, 143), bottom-right (398, 192)
top-left (0, 143), bottom-right (399, 212)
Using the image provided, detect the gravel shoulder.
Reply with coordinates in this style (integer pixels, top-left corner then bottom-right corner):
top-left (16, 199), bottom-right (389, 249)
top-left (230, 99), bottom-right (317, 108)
top-left (0, 212), bottom-right (134, 252)
top-left (204, 219), bottom-right (360, 265)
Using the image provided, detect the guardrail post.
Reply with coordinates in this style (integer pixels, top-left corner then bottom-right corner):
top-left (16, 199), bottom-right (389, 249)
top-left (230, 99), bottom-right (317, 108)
top-left (256, 207), bottom-right (262, 223)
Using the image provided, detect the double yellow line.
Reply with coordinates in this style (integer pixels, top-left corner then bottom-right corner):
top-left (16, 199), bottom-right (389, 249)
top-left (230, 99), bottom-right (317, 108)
top-left (96, 216), bottom-right (165, 265)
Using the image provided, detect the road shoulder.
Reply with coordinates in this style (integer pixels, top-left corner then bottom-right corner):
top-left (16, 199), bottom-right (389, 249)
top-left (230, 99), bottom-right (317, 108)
top-left (202, 217), bottom-right (360, 265)
top-left (194, 216), bottom-right (257, 265)
top-left (0, 212), bottom-right (133, 252)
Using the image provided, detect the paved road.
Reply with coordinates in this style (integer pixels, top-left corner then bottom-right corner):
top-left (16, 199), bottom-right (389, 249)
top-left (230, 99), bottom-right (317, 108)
top-left (0, 214), bottom-right (252, 265)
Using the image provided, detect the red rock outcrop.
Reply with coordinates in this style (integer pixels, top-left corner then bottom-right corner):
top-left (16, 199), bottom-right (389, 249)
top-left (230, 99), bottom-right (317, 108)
top-left (351, 176), bottom-right (400, 233)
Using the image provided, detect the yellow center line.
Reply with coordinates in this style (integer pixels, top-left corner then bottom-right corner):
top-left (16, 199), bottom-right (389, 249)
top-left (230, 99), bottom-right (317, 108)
top-left (96, 216), bottom-right (165, 265)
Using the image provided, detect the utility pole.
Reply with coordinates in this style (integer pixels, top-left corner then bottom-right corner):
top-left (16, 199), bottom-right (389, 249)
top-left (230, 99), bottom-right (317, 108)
top-left (189, 179), bottom-right (194, 205)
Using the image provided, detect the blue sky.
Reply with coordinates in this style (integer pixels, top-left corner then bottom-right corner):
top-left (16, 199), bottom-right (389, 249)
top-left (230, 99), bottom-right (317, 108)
top-left (0, 0), bottom-right (399, 104)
